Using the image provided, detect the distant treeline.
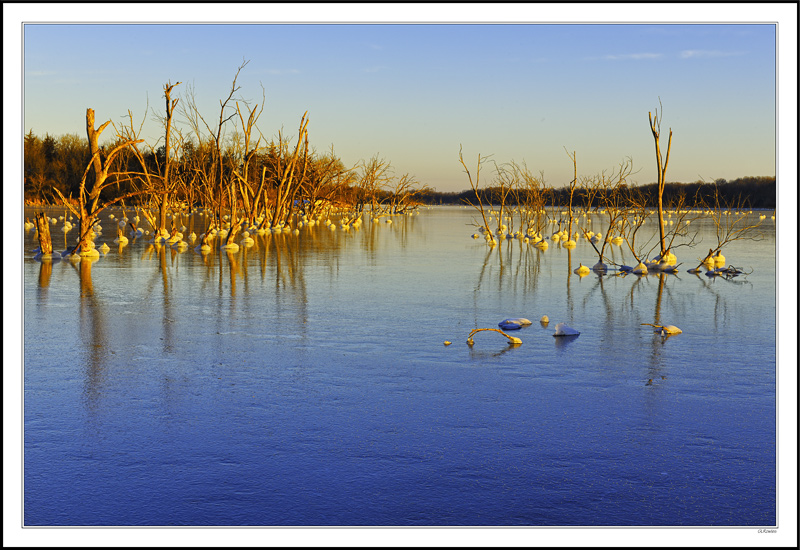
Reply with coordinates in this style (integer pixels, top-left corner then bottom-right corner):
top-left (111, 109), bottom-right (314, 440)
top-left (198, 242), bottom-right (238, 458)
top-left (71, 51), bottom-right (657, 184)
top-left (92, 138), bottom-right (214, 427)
top-left (416, 176), bottom-right (776, 209)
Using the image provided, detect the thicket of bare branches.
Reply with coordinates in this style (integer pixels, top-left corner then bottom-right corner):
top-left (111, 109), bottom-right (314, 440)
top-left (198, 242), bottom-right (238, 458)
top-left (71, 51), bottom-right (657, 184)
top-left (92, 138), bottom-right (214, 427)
top-left (38, 60), bottom-right (429, 248)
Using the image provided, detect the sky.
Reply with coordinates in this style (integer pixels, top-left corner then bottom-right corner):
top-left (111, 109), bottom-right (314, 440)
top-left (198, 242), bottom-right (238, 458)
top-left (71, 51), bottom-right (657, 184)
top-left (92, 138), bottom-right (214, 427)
top-left (11, 4), bottom-right (793, 194)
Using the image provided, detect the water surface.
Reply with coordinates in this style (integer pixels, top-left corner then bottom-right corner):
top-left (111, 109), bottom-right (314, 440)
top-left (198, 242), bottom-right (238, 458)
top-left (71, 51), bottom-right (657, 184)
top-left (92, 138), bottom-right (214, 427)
top-left (23, 206), bottom-right (777, 526)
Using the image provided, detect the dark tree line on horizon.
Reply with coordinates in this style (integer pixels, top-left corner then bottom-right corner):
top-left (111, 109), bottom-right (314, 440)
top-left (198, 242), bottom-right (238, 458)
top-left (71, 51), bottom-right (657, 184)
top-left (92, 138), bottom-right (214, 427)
top-left (418, 176), bottom-right (776, 209)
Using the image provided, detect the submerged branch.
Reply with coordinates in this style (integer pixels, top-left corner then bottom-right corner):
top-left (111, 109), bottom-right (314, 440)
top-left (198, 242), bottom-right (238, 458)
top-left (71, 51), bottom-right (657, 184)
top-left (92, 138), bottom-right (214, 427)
top-left (466, 328), bottom-right (522, 346)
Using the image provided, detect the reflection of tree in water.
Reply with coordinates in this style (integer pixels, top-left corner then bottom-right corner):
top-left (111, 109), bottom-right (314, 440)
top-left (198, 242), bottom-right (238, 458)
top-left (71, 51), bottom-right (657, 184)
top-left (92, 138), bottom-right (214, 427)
top-left (468, 344), bottom-right (521, 360)
top-left (605, 241), bottom-right (629, 268)
top-left (358, 217), bottom-right (382, 260)
top-left (390, 212), bottom-right (419, 251)
top-left (620, 271), bottom-right (650, 314)
top-left (653, 272), bottom-right (667, 326)
top-left (471, 238), bottom-right (543, 327)
top-left (238, 242), bottom-right (253, 292)
top-left (645, 273), bottom-right (671, 370)
top-left (223, 249), bottom-right (242, 296)
top-left (580, 269), bottom-right (613, 335)
top-left (690, 270), bottom-right (752, 334)
top-left (474, 237), bottom-right (545, 294)
top-left (256, 231), bottom-right (309, 333)
top-left (640, 275), bottom-right (679, 415)
top-left (497, 236), bottom-right (546, 294)
top-left (265, 233), bottom-right (306, 294)
top-left (565, 246), bottom-right (573, 323)
top-left (140, 244), bottom-right (176, 354)
top-left (33, 259), bottom-right (55, 373)
top-left (37, 260), bottom-right (53, 290)
top-left (472, 239), bottom-right (507, 298)
top-left (511, 239), bottom-right (544, 298)
top-left (471, 244), bottom-right (495, 326)
top-left (641, 272), bottom-right (697, 383)
top-left (72, 257), bottom-right (108, 416)
top-left (191, 242), bottom-right (245, 299)
top-left (359, 209), bottom-right (421, 261)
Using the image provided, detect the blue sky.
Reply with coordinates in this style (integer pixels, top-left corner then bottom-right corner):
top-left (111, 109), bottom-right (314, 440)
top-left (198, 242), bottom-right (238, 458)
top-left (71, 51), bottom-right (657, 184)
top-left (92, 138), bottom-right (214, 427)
top-left (12, 5), bottom-right (790, 194)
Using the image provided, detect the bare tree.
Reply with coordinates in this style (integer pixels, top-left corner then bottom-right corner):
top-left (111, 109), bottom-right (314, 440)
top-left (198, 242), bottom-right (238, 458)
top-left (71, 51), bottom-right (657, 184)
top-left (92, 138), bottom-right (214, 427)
top-left (647, 190), bottom-right (701, 268)
top-left (180, 59), bottom-right (250, 231)
top-left (356, 154), bottom-right (393, 219)
top-left (270, 113), bottom-right (310, 227)
top-left (513, 162), bottom-right (548, 239)
top-left (689, 182), bottom-right (764, 273)
top-left (299, 146), bottom-right (357, 220)
top-left (563, 148), bottom-right (579, 246)
top-left (385, 173), bottom-right (428, 214)
top-left (231, 89), bottom-right (266, 226)
top-left (648, 99), bottom-right (672, 258)
top-left (53, 108), bottom-right (144, 256)
top-left (171, 138), bottom-right (204, 218)
top-left (489, 161), bottom-right (518, 237)
top-left (118, 81), bottom-right (182, 239)
top-left (580, 158), bottom-right (635, 271)
top-left (156, 80), bottom-right (182, 234)
top-left (619, 186), bottom-right (656, 270)
top-left (459, 146), bottom-right (495, 245)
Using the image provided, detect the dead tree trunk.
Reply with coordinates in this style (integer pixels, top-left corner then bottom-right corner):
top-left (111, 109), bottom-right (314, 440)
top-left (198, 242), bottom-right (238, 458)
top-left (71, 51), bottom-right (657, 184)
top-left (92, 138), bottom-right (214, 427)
top-left (158, 81), bottom-right (181, 236)
top-left (35, 212), bottom-right (53, 255)
top-left (568, 150), bottom-right (577, 239)
top-left (51, 110), bottom-right (144, 255)
top-left (459, 146), bottom-right (494, 245)
top-left (77, 108), bottom-right (129, 254)
top-left (271, 113), bottom-right (309, 226)
top-left (234, 95), bottom-right (265, 226)
top-left (198, 222), bottom-right (215, 248)
top-left (649, 102), bottom-right (672, 258)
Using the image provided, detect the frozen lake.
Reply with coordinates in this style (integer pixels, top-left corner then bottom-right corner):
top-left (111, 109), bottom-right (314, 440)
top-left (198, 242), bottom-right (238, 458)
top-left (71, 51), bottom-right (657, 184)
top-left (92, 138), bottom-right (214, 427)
top-left (22, 205), bottom-right (777, 528)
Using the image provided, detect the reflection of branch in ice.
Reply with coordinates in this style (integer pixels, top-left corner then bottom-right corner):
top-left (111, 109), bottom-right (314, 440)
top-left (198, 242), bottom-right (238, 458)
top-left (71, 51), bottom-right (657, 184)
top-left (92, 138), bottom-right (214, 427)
top-left (38, 259), bottom-right (53, 289)
top-left (625, 274), bottom-right (650, 310)
top-left (468, 344), bottom-right (518, 359)
top-left (703, 265), bottom-right (751, 281)
top-left (581, 272), bottom-right (609, 311)
top-left (473, 244), bottom-right (495, 293)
